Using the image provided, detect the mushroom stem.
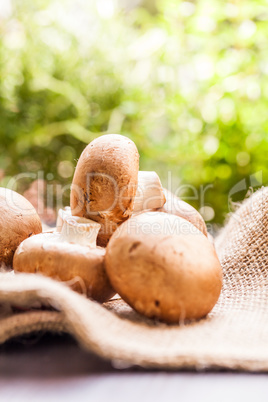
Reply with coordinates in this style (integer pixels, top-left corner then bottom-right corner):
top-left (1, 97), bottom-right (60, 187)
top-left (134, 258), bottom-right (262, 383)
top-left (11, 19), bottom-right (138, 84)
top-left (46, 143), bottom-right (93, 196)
top-left (59, 216), bottom-right (101, 248)
top-left (133, 171), bottom-right (166, 213)
top-left (56, 206), bottom-right (71, 232)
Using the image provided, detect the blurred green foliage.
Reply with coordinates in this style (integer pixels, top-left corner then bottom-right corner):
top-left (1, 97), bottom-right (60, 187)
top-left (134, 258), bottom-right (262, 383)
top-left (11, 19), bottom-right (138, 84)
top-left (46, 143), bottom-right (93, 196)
top-left (0, 0), bottom-right (268, 225)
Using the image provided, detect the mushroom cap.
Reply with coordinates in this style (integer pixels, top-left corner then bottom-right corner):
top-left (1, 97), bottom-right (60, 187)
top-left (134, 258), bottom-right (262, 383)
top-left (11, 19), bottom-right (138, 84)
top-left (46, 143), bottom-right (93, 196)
top-left (157, 189), bottom-right (207, 237)
top-left (70, 134), bottom-right (139, 247)
top-left (105, 211), bottom-right (222, 323)
top-left (0, 187), bottom-right (42, 267)
top-left (13, 232), bottom-right (115, 303)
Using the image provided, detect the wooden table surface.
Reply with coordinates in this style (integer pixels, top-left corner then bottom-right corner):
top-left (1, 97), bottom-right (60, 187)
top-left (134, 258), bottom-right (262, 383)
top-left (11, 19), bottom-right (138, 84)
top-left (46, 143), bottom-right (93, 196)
top-left (0, 333), bottom-right (267, 402)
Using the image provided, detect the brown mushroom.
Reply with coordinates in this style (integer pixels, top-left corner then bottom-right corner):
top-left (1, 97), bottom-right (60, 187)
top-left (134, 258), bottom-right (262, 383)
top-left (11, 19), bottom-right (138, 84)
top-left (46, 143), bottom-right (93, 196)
top-left (133, 171), bottom-right (166, 213)
top-left (157, 189), bottom-right (207, 236)
top-left (13, 215), bottom-right (115, 303)
top-left (0, 187), bottom-right (42, 267)
top-left (70, 134), bottom-right (140, 247)
top-left (105, 211), bottom-right (222, 323)
top-left (70, 134), bottom-right (166, 247)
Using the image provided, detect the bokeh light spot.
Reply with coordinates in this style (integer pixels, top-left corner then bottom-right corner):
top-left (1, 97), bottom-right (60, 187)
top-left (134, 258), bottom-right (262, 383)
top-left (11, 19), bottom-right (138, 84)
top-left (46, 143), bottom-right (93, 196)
top-left (199, 206), bottom-right (215, 221)
top-left (236, 152), bottom-right (250, 167)
top-left (57, 161), bottom-right (74, 178)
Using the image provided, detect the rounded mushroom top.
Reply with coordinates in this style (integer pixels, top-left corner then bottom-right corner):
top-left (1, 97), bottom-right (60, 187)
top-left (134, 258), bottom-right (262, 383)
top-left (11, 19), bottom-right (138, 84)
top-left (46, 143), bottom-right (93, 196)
top-left (0, 187), bottom-right (42, 266)
top-left (71, 134), bottom-right (140, 246)
top-left (107, 211), bottom-right (209, 252)
top-left (105, 211), bottom-right (222, 323)
top-left (158, 189), bottom-right (207, 237)
top-left (0, 187), bottom-right (39, 215)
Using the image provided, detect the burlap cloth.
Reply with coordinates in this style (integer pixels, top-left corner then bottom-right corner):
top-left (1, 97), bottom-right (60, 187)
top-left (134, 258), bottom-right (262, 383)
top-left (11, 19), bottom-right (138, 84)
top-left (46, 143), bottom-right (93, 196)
top-left (1, 187), bottom-right (268, 371)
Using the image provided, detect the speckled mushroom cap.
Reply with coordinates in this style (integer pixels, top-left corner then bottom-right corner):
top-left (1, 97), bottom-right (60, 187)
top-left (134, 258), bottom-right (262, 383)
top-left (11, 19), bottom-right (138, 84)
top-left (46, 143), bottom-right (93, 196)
top-left (105, 211), bottom-right (222, 323)
top-left (13, 232), bottom-right (115, 303)
top-left (0, 187), bottom-right (42, 267)
top-left (157, 189), bottom-right (207, 237)
top-left (70, 134), bottom-right (139, 247)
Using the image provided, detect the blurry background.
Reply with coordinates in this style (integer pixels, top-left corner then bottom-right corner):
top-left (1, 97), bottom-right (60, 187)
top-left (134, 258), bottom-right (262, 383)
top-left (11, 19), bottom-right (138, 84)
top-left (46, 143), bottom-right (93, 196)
top-left (0, 0), bottom-right (267, 227)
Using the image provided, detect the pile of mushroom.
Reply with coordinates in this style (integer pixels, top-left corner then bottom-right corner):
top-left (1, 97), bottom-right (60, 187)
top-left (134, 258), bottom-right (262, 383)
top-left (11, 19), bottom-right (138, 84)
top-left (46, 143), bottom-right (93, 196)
top-left (6, 133), bottom-right (222, 322)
